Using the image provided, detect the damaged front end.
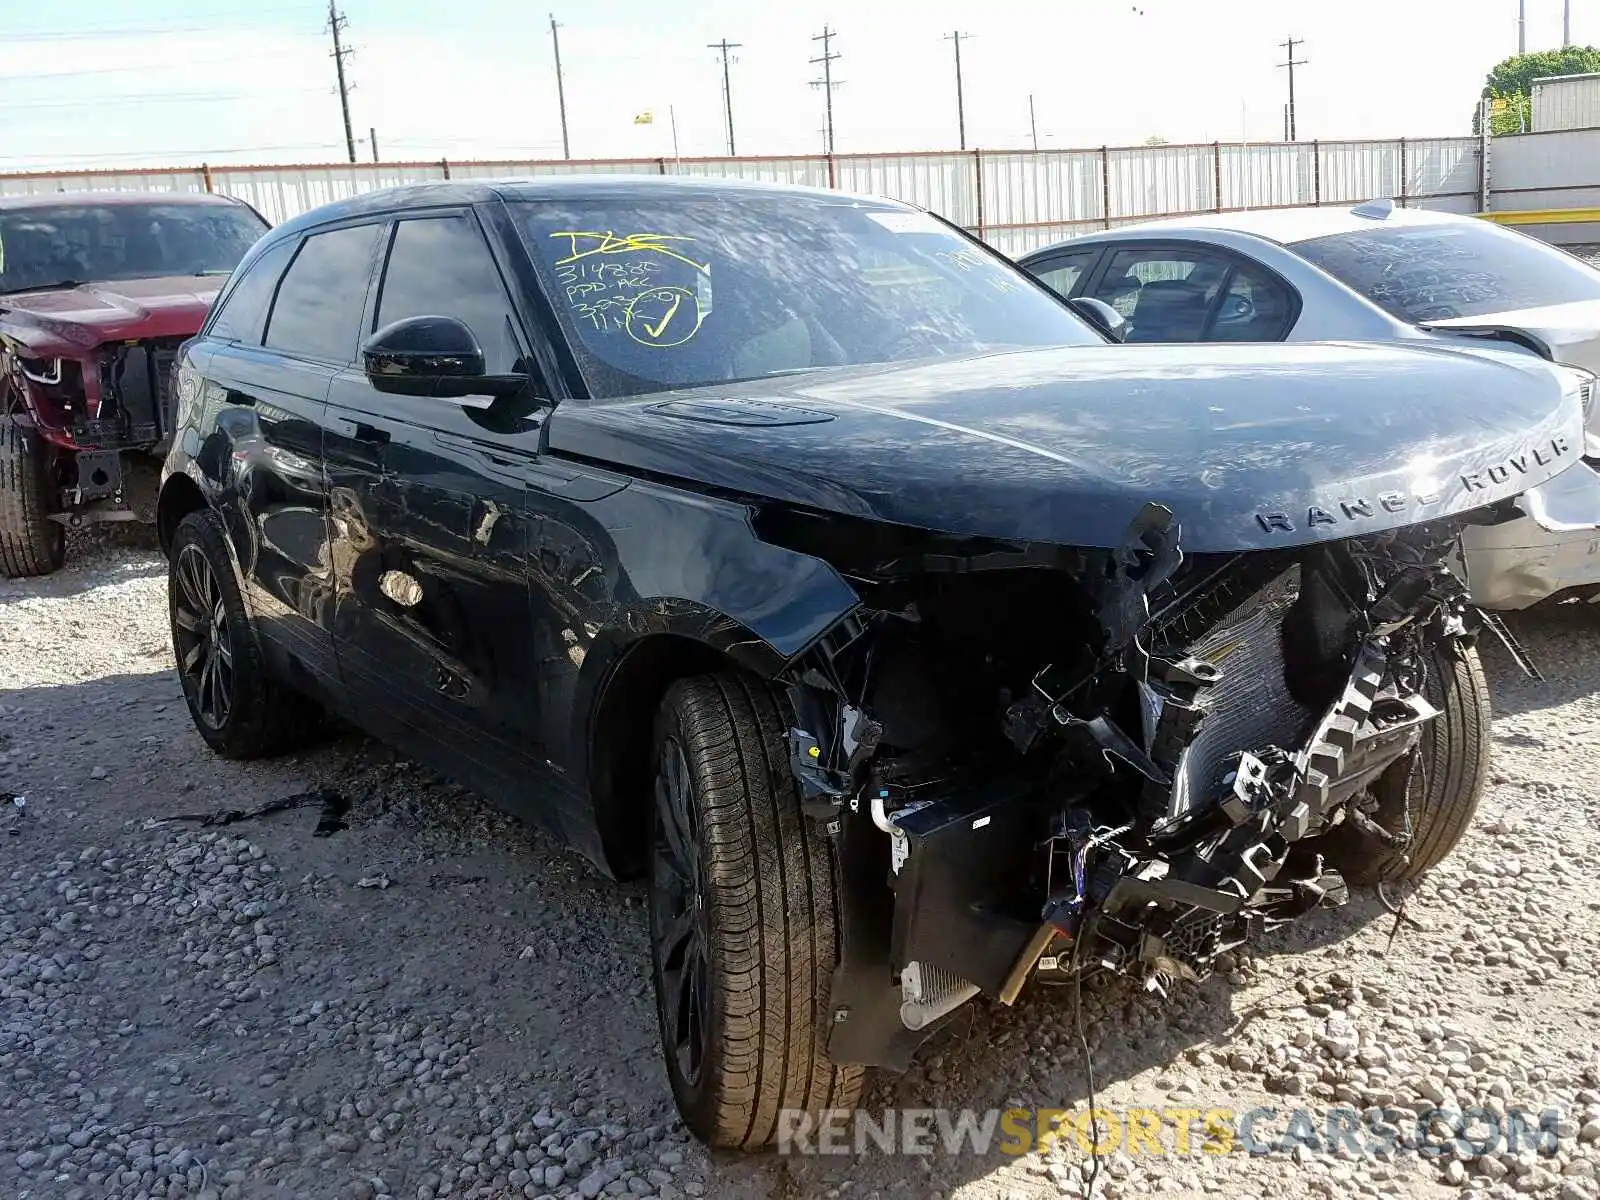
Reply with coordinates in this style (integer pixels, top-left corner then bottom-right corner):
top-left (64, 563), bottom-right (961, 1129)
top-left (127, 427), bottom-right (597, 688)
top-left (770, 502), bottom-right (1486, 1069)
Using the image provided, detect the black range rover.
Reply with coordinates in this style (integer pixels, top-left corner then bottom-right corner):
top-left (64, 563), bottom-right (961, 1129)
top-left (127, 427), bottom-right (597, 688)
top-left (158, 177), bottom-right (1589, 1147)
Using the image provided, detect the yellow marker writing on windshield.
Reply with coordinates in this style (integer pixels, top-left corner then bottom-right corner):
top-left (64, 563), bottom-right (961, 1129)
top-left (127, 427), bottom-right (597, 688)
top-left (549, 231), bottom-right (709, 274)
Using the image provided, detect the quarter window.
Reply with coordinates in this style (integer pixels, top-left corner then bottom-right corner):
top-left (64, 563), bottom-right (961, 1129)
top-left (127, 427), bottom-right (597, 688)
top-left (374, 216), bottom-right (522, 374)
top-left (207, 239), bottom-right (294, 345)
top-left (263, 224), bottom-right (382, 362)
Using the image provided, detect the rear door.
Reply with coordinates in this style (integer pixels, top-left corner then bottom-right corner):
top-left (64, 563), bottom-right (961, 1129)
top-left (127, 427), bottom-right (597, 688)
top-left (324, 208), bottom-right (551, 806)
top-left (197, 222), bottom-right (383, 690)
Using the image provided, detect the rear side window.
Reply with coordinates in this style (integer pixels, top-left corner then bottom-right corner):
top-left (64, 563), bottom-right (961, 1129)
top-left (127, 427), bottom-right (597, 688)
top-left (374, 216), bottom-right (522, 374)
top-left (1089, 245), bottom-right (1296, 342)
top-left (264, 224), bottom-right (382, 361)
top-left (1293, 221), bottom-right (1600, 322)
top-left (207, 239), bottom-right (293, 345)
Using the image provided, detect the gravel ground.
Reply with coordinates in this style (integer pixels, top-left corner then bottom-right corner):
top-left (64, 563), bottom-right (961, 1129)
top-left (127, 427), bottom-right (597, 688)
top-left (3, 529), bottom-right (1599, 1200)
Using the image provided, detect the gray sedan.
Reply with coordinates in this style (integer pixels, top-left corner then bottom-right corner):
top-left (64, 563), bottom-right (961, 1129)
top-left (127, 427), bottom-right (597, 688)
top-left (1018, 202), bottom-right (1600, 611)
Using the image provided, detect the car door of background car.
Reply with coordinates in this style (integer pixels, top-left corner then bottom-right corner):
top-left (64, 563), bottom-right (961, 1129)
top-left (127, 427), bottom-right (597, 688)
top-left (323, 208), bottom-right (557, 814)
top-left (196, 223), bottom-right (382, 691)
top-left (1031, 240), bottom-right (1300, 343)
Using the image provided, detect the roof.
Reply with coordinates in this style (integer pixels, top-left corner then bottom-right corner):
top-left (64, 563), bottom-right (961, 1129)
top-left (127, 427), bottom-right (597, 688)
top-left (1092, 202), bottom-right (1474, 246)
top-left (0, 190), bottom-right (248, 212)
top-left (265, 174), bottom-right (909, 241)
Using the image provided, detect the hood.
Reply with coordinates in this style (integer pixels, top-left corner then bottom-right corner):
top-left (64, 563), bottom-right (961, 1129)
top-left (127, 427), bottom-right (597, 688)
top-left (1421, 299), bottom-right (1600, 457)
top-left (547, 341), bottom-right (1587, 554)
top-left (0, 275), bottom-right (222, 354)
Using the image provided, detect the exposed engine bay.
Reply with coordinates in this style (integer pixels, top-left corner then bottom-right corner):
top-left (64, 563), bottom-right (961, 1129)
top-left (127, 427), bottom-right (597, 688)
top-left (765, 501), bottom-right (1491, 1068)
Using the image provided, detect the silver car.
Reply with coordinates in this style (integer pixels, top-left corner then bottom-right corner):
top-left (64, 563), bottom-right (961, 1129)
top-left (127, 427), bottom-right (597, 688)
top-left (1017, 202), bottom-right (1600, 611)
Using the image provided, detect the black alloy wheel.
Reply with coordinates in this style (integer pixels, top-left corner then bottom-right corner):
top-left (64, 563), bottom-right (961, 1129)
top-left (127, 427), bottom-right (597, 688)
top-left (173, 542), bottom-right (234, 731)
top-left (650, 735), bottom-right (710, 1089)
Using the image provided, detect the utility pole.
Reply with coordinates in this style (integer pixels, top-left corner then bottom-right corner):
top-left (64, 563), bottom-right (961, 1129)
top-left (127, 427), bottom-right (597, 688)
top-left (1029, 92), bottom-right (1038, 150)
top-left (1519, 0), bottom-right (1526, 54)
top-left (708, 38), bottom-right (741, 155)
top-left (1564, 0), bottom-right (1571, 45)
top-left (945, 31), bottom-right (972, 150)
top-left (327, 0), bottom-right (356, 164)
top-left (369, 126), bottom-right (379, 162)
top-left (550, 15), bottom-right (570, 159)
top-left (1278, 36), bottom-right (1307, 142)
top-left (810, 25), bottom-right (841, 155)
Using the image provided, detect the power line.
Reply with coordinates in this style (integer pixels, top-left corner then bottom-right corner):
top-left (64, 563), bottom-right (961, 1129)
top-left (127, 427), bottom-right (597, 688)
top-left (327, 0), bottom-right (357, 164)
top-left (0, 48), bottom-right (315, 84)
top-left (0, 88), bottom-right (327, 112)
top-left (809, 25), bottom-right (842, 156)
top-left (8, 9), bottom-right (323, 41)
top-left (708, 38), bottom-right (741, 156)
top-left (550, 15), bottom-right (571, 159)
top-left (945, 31), bottom-right (973, 151)
top-left (1278, 35), bottom-right (1307, 142)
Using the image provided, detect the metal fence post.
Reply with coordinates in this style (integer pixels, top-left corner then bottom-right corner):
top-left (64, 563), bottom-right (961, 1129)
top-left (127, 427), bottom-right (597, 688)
top-left (973, 149), bottom-right (985, 238)
top-left (657, 157), bottom-right (668, 174)
top-left (1312, 139), bottom-right (1321, 206)
top-left (1398, 137), bottom-right (1408, 206)
top-left (440, 158), bottom-right (451, 180)
top-left (1100, 145), bottom-right (1111, 229)
top-left (827, 153), bottom-right (836, 190)
top-left (201, 163), bottom-right (214, 193)
top-left (1212, 141), bottom-right (1222, 211)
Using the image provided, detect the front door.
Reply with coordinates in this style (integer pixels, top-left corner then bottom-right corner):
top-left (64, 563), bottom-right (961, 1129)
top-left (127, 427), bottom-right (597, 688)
top-left (203, 223), bottom-right (383, 690)
top-left (326, 210), bottom-right (551, 810)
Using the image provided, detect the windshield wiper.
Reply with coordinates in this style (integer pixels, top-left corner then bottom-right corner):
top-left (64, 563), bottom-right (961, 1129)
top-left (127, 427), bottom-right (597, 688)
top-left (1, 279), bottom-right (89, 296)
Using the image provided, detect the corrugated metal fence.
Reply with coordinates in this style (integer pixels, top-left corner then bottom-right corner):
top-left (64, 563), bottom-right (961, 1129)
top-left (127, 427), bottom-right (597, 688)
top-left (0, 136), bottom-right (1483, 256)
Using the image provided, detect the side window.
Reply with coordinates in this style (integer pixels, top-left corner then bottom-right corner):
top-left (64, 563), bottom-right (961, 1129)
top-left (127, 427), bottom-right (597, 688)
top-left (1092, 247), bottom-right (1227, 342)
top-left (1208, 261), bottom-right (1297, 342)
top-left (374, 215), bottom-right (522, 374)
top-left (206, 239), bottom-right (293, 345)
top-left (263, 224), bottom-right (382, 362)
top-left (1025, 250), bottom-right (1099, 299)
top-left (1090, 245), bottom-right (1293, 343)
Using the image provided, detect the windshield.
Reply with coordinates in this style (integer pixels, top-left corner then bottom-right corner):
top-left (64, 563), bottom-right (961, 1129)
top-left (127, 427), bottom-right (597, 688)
top-left (1293, 220), bottom-right (1600, 323)
top-left (512, 192), bottom-right (1101, 398)
top-left (0, 202), bottom-right (268, 294)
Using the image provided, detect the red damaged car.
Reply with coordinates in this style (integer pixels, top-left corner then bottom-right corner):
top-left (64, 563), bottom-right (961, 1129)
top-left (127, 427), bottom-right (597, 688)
top-left (0, 191), bottom-right (268, 576)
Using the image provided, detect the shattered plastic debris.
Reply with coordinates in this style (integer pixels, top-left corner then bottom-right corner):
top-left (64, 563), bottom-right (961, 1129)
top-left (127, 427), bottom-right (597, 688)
top-left (150, 787), bottom-right (352, 837)
top-left (4, 792), bottom-right (24, 835)
top-left (354, 872), bottom-right (391, 890)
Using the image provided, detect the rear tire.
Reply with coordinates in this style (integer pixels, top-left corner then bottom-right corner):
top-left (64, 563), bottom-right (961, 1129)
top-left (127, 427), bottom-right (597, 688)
top-left (1327, 641), bottom-right (1491, 884)
top-left (648, 673), bottom-right (865, 1149)
top-left (169, 508), bottom-right (322, 758)
top-left (0, 413), bottom-right (65, 579)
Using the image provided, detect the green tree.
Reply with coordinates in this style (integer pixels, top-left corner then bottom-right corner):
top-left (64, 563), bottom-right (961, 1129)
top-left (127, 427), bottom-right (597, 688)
top-left (1472, 46), bottom-right (1600, 134)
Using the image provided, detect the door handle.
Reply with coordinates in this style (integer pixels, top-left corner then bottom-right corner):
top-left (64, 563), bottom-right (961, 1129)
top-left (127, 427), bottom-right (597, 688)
top-left (332, 417), bottom-right (390, 446)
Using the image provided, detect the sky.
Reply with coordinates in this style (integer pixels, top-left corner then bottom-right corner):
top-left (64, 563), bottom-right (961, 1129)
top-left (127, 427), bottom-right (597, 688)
top-left (0, 0), bottom-right (1589, 171)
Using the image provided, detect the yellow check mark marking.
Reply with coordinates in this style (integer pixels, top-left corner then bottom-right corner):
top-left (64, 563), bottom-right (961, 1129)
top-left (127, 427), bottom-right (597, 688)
top-left (643, 292), bottom-right (682, 340)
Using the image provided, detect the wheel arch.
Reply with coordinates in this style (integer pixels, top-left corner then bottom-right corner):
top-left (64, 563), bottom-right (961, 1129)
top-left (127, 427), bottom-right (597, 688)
top-left (584, 626), bottom-right (781, 881)
top-left (156, 472), bottom-right (207, 558)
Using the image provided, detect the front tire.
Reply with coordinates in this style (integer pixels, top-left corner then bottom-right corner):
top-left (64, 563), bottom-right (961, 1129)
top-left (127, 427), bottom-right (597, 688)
top-left (1328, 641), bottom-right (1491, 884)
top-left (169, 509), bottom-right (321, 758)
top-left (0, 413), bottom-right (65, 579)
top-left (648, 673), bottom-right (865, 1149)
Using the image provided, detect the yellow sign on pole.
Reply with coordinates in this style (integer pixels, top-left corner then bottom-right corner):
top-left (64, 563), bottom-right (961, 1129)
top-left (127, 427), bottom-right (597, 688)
top-left (634, 111), bottom-right (655, 125)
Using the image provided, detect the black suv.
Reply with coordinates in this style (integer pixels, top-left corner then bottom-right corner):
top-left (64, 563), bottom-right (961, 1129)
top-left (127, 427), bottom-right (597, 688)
top-left (160, 177), bottom-right (1588, 1148)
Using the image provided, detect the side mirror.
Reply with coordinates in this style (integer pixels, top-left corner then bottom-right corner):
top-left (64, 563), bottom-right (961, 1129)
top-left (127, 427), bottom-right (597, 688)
top-left (1069, 296), bottom-right (1129, 344)
top-left (362, 315), bottom-right (527, 401)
